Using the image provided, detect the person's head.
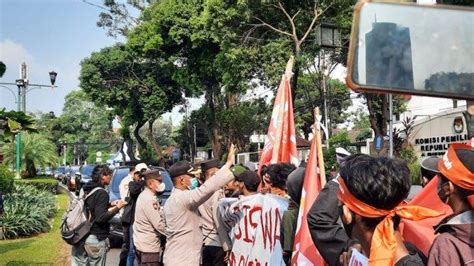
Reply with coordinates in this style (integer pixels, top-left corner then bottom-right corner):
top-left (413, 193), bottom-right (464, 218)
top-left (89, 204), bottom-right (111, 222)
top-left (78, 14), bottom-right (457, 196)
top-left (286, 167), bottom-right (305, 205)
top-left (133, 163), bottom-right (149, 181)
top-left (129, 166), bottom-right (135, 174)
top-left (264, 163), bottom-right (296, 192)
top-left (338, 154), bottom-right (411, 246)
top-left (169, 160), bottom-right (199, 190)
top-left (235, 170), bottom-right (261, 196)
top-left (143, 169), bottom-right (166, 194)
top-left (437, 144), bottom-right (474, 213)
top-left (91, 164), bottom-right (113, 186)
top-left (420, 156), bottom-right (440, 187)
top-left (201, 159), bottom-right (220, 181)
top-left (336, 147), bottom-right (351, 166)
top-left (225, 165), bottom-right (247, 197)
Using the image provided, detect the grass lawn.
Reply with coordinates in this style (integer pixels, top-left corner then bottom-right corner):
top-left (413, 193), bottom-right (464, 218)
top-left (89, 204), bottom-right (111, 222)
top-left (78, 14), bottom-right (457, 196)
top-left (0, 193), bottom-right (70, 265)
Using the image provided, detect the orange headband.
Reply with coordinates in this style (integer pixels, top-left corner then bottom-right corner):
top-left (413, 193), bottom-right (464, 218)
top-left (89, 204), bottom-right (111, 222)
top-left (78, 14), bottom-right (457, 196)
top-left (438, 143), bottom-right (474, 191)
top-left (338, 178), bottom-right (443, 265)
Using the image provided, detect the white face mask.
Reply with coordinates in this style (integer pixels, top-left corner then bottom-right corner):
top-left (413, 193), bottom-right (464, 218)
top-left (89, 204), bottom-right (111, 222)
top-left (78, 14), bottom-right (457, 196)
top-left (156, 182), bottom-right (166, 193)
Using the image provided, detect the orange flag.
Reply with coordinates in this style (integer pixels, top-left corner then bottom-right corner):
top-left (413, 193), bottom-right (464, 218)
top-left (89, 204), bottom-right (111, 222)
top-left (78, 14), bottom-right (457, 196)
top-left (258, 57), bottom-right (299, 175)
top-left (401, 175), bottom-right (452, 256)
top-left (291, 125), bottom-right (326, 265)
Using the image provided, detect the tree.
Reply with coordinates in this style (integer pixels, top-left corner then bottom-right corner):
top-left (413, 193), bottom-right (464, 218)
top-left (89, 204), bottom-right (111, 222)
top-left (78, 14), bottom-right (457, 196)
top-left (245, 1), bottom-right (353, 98)
top-left (127, 1), bottom-right (261, 159)
top-left (350, 108), bottom-right (372, 142)
top-left (80, 43), bottom-right (184, 163)
top-left (0, 109), bottom-right (37, 143)
top-left (3, 133), bottom-right (58, 178)
top-left (48, 90), bottom-right (118, 165)
top-left (83, 0), bottom-right (159, 38)
top-left (295, 75), bottom-right (351, 138)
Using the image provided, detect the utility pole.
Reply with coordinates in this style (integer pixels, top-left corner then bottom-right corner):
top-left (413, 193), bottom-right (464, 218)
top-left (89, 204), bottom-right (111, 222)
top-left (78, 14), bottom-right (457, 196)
top-left (388, 94), bottom-right (394, 157)
top-left (193, 124), bottom-right (197, 160)
top-left (1, 62), bottom-right (58, 178)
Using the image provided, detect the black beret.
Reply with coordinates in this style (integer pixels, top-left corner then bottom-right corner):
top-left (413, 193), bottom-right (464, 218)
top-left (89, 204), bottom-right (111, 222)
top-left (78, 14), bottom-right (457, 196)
top-left (169, 160), bottom-right (194, 178)
top-left (201, 159), bottom-right (220, 173)
top-left (143, 169), bottom-right (163, 181)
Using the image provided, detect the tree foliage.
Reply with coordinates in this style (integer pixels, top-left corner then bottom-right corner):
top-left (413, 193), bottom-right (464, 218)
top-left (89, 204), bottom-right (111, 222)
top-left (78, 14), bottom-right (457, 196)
top-left (3, 133), bottom-right (58, 178)
top-left (0, 109), bottom-right (37, 143)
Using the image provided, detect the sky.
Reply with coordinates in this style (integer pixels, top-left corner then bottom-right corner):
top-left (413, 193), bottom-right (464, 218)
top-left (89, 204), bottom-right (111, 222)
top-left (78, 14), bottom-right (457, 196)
top-left (0, 0), bottom-right (122, 115)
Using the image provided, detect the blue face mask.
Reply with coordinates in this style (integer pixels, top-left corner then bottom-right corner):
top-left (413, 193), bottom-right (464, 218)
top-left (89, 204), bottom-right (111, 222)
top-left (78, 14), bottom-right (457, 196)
top-left (188, 177), bottom-right (199, 190)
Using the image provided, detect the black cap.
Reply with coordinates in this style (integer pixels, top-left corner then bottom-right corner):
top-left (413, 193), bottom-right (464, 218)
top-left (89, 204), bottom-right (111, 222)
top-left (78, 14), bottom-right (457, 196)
top-left (169, 160), bottom-right (194, 178)
top-left (236, 170), bottom-right (261, 191)
top-left (420, 157), bottom-right (440, 173)
top-left (143, 169), bottom-right (162, 181)
top-left (201, 159), bottom-right (220, 173)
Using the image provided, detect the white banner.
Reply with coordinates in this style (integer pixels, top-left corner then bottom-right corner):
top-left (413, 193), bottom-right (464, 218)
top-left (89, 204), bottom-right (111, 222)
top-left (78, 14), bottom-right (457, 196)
top-left (218, 194), bottom-right (289, 266)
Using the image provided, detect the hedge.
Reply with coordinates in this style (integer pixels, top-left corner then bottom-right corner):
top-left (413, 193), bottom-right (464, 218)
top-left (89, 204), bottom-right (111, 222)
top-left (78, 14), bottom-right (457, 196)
top-left (14, 178), bottom-right (58, 194)
top-left (0, 184), bottom-right (57, 239)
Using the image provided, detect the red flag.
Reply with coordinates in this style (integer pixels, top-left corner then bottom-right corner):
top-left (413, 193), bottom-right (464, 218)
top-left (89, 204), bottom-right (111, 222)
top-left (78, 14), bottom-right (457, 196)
top-left (258, 57), bottom-right (299, 174)
top-left (401, 175), bottom-right (452, 256)
top-left (291, 128), bottom-right (326, 265)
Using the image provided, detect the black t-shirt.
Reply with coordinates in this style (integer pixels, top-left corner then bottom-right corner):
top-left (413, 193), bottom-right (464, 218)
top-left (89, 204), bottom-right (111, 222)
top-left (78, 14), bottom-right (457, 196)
top-left (395, 254), bottom-right (425, 266)
top-left (395, 241), bottom-right (427, 266)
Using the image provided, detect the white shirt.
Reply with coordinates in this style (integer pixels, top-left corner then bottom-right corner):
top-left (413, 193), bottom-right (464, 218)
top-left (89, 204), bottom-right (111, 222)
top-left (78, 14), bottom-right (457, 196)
top-left (119, 174), bottom-right (134, 200)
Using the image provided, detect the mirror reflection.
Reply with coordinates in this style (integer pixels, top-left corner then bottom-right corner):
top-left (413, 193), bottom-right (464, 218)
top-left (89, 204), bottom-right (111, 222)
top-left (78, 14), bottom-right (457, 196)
top-left (352, 3), bottom-right (473, 98)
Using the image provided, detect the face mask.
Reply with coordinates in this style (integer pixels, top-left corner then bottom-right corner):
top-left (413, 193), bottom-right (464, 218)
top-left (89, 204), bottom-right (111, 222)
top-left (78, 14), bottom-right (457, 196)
top-left (156, 182), bottom-right (166, 193)
top-left (188, 177), bottom-right (199, 190)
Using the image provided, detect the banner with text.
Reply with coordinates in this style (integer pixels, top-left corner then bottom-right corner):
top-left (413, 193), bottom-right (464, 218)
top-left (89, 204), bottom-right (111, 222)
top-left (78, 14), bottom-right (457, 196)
top-left (218, 194), bottom-right (289, 266)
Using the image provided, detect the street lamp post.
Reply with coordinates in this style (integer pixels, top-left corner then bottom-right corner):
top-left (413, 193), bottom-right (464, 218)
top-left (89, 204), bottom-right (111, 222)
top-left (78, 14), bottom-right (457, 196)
top-left (0, 62), bottom-right (58, 178)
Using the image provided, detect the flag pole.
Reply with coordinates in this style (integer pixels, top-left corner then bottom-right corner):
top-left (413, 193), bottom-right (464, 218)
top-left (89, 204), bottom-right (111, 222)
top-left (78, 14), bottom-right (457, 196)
top-left (314, 107), bottom-right (327, 188)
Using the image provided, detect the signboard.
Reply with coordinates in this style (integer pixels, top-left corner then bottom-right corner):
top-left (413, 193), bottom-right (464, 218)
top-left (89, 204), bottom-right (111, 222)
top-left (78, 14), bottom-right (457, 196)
top-left (414, 133), bottom-right (468, 157)
top-left (408, 109), bottom-right (469, 158)
top-left (96, 151), bottom-right (102, 163)
top-left (218, 194), bottom-right (288, 266)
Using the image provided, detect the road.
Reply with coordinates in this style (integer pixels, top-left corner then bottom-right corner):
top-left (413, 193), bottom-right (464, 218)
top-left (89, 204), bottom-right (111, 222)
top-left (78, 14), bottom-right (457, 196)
top-left (59, 183), bottom-right (122, 266)
top-left (107, 248), bottom-right (121, 265)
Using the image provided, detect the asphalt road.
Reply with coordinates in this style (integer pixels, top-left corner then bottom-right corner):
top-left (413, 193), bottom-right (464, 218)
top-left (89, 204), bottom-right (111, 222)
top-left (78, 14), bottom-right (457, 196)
top-left (107, 248), bottom-right (121, 265)
top-left (59, 183), bottom-right (123, 266)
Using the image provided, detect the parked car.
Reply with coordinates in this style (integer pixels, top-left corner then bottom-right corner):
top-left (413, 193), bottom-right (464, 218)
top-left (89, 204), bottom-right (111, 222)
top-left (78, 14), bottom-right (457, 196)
top-left (54, 166), bottom-right (67, 182)
top-left (108, 166), bottom-right (173, 246)
top-left (44, 167), bottom-right (53, 176)
top-left (74, 164), bottom-right (96, 195)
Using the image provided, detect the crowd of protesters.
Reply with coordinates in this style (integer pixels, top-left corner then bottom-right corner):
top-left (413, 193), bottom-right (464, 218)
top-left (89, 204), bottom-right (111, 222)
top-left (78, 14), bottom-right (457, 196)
top-left (70, 142), bottom-right (473, 266)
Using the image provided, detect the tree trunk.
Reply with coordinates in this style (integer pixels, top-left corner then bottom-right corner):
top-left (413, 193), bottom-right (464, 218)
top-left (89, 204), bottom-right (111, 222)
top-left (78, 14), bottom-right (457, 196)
top-left (133, 121), bottom-right (147, 151)
top-left (291, 49), bottom-right (301, 102)
top-left (207, 89), bottom-right (222, 159)
top-left (120, 140), bottom-right (127, 164)
top-left (26, 160), bottom-right (36, 178)
top-left (147, 119), bottom-right (164, 166)
top-left (123, 133), bottom-right (136, 162)
top-left (366, 93), bottom-right (387, 137)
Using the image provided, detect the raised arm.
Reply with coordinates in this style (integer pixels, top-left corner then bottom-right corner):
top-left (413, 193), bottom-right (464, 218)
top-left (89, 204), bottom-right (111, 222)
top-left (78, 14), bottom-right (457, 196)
top-left (185, 144), bottom-right (236, 210)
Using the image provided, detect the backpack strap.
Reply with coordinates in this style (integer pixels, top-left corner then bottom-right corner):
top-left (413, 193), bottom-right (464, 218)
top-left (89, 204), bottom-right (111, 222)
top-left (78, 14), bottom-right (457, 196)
top-left (83, 187), bottom-right (106, 224)
top-left (84, 187), bottom-right (105, 200)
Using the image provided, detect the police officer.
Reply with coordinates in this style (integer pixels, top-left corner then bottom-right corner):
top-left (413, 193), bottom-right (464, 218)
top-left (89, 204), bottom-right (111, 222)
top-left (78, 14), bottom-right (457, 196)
top-left (198, 159), bottom-right (228, 266)
top-left (163, 144), bottom-right (236, 266)
top-left (133, 169), bottom-right (167, 266)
